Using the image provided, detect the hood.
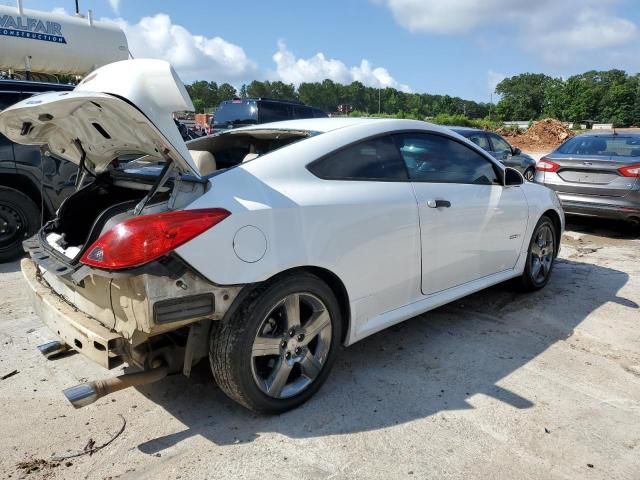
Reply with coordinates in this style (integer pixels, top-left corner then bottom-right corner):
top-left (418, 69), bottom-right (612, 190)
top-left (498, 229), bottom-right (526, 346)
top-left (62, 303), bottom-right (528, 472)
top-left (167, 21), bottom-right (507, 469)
top-left (0, 59), bottom-right (200, 176)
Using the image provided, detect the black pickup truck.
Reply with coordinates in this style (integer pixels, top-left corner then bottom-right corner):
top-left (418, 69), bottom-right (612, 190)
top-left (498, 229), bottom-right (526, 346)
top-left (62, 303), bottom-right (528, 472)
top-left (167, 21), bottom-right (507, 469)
top-left (0, 80), bottom-right (76, 262)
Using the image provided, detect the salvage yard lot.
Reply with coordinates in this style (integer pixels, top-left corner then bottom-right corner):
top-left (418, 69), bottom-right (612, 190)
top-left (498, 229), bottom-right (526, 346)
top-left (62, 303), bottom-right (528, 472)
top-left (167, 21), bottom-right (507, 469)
top-left (1, 219), bottom-right (639, 480)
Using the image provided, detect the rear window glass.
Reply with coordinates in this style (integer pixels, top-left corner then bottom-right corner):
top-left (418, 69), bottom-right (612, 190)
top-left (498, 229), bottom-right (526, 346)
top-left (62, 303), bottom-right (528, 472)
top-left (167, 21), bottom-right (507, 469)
top-left (213, 101), bottom-right (258, 128)
top-left (557, 136), bottom-right (640, 157)
top-left (309, 135), bottom-right (408, 181)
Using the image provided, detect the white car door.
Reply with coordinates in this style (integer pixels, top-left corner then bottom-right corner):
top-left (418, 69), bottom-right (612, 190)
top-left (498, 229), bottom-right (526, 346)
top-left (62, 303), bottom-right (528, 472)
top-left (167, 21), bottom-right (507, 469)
top-left (303, 134), bottom-right (423, 317)
top-left (394, 133), bottom-right (528, 295)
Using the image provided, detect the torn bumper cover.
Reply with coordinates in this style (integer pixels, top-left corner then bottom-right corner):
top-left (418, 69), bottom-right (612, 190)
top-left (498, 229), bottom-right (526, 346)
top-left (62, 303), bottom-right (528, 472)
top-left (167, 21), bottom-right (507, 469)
top-left (21, 258), bottom-right (124, 369)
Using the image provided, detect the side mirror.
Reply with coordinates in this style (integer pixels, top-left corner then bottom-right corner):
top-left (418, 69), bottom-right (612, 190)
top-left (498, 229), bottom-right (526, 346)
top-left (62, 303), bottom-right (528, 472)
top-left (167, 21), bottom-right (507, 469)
top-left (504, 167), bottom-right (524, 186)
top-left (512, 147), bottom-right (522, 155)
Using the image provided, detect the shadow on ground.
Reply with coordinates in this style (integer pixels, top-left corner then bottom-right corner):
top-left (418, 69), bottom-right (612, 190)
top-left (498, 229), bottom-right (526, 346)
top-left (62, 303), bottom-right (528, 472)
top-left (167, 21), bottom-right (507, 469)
top-left (0, 259), bottom-right (21, 274)
top-left (565, 215), bottom-right (639, 240)
top-left (135, 258), bottom-right (634, 452)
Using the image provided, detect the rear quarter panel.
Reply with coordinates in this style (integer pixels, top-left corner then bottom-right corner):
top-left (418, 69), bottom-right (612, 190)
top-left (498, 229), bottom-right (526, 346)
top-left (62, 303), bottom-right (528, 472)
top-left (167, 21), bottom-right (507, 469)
top-left (175, 122), bottom-right (423, 318)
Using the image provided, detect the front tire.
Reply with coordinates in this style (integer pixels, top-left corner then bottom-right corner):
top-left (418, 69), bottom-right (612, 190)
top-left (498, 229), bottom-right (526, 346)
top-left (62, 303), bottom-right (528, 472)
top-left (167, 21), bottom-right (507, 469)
top-left (519, 215), bottom-right (557, 291)
top-left (210, 272), bottom-right (342, 414)
top-left (0, 187), bottom-right (40, 263)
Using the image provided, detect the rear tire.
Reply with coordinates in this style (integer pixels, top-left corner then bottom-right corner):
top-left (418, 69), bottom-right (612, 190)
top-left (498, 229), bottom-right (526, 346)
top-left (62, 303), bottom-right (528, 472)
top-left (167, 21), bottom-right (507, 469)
top-left (519, 215), bottom-right (557, 291)
top-left (523, 167), bottom-right (535, 182)
top-left (0, 187), bottom-right (40, 263)
top-left (210, 272), bottom-right (342, 414)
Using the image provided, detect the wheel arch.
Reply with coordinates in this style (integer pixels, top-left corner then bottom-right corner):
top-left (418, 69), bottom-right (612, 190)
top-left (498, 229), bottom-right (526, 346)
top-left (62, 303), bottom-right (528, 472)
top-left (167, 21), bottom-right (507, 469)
top-left (273, 266), bottom-right (351, 344)
top-left (227, 265), bottom-right (352, 345)
top-left (0, 173), bottom-right (51, 217)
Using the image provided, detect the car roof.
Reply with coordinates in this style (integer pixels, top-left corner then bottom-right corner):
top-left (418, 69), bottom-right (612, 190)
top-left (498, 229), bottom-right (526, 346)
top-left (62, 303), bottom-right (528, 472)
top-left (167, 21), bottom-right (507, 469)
top-left (572, 131), bottom-right (640, 138)
top-left (221, 97), bottom-right (306, 105)
top-left (233, 117), bottom-right (454, 135)
top-left (448, 126), bottom-right (488, 134)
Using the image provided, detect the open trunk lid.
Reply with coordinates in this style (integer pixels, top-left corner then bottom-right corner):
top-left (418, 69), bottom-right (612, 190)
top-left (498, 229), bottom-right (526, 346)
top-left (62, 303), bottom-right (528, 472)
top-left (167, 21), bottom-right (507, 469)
top-left (0, 59), bottom-right (201, 177)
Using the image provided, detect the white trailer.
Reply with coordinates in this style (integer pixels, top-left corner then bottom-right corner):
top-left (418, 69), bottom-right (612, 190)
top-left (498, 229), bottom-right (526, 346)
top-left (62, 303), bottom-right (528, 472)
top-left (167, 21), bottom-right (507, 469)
top-left (0, 1), bottom-right (128, 76)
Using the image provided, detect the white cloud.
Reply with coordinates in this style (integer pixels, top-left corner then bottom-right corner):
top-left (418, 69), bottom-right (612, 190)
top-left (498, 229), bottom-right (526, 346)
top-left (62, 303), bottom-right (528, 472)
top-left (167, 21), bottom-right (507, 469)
top-left (487, 70), bottom-right (506, 95)
top-left (102, 13), bottom-right (257, 82)
top-left (534, 8), bottom-right (637, 56)
top-left (379, 0), bottom-right (551, 34)
top-left (108, 0), bottom-right (121, 15)
top-left (272, 41), bottom-right (411, 92)
top-left (51, 10), bottom-right (410, 91)
top-left (378, 0), bottom-right (638, 67)
top-left (51, 7), bottom-right (69, 15)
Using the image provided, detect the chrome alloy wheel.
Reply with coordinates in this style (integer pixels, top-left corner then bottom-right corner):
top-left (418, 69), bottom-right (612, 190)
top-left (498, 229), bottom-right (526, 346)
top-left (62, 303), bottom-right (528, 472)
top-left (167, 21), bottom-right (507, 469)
top-left (251, 293), bottom-right (332, 399)
top-left (530, 224), bottom-right (554, 284)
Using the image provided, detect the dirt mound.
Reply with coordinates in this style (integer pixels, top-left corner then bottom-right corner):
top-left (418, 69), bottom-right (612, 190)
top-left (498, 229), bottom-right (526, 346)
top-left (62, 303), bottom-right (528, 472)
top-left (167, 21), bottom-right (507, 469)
top-left (498, 118), bottom-right (574, 152)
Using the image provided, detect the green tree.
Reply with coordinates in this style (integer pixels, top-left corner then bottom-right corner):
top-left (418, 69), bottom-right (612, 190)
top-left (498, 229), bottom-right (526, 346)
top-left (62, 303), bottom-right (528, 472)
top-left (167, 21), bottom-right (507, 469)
top-left (192, 98), bottom-right (205, 114)
top-left (269, 81), bottom-right (297, 100)
top-left (542, 77), bottom-right (567, 119)
top-left (495, 73), bottom-right (553, 120)
top-left (217, 83), bottom-right (237, 101)
top-left (347, 81), bottom-right (367, 111)
top-left (598, 71), bottom-right (636, 126)
top-left (298, 79), bottom-right (340, 111)
top-left (185, 80), bottom-right (218, 111)
top-left (245, 80), bottom-right (297, 100)
top-left (182, 67), bottom-right (639, 127)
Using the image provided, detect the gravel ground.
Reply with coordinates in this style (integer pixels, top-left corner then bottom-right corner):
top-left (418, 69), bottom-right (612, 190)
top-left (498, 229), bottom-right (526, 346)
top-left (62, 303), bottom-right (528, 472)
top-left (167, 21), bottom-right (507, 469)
top-left (1, 218), bottom-right (639, 480)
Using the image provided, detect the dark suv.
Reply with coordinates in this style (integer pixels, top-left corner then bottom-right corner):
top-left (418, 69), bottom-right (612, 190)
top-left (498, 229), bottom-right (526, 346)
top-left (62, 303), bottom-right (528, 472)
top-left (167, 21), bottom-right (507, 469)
top-left (210, 98), bottom-right (327, 133)
top-left (0, 80), bottom-right (76, 262)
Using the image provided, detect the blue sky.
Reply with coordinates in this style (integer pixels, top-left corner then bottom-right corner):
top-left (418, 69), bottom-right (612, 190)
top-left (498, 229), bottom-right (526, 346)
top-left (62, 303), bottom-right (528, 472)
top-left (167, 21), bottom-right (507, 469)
top-left (19, 0), bottom-right (640, 101)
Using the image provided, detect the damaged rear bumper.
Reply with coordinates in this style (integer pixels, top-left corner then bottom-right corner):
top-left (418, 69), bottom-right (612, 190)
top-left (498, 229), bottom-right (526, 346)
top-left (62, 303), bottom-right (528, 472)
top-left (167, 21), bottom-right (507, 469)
top-left (21, 258), bottom-right (124, 369)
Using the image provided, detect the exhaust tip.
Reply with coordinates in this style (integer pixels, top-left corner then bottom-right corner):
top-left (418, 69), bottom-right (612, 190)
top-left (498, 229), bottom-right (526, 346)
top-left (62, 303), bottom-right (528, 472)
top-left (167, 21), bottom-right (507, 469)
top-left (63, 383), bottom-right (98, 409)
top-left (61, 365), bottom-right (170, 408)
top-left (37, 340), bottom-right (70, 359)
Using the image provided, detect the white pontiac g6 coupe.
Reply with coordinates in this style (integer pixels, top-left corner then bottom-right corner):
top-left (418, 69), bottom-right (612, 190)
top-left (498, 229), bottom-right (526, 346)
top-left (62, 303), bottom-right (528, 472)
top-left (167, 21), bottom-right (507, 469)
top-left (0, 60), bottom-right (564, 413)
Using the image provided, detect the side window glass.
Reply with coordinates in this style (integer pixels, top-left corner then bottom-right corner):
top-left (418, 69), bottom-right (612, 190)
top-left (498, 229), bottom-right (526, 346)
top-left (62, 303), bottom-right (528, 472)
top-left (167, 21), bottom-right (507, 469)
top-left (308, 136), bottom-right (408, 181)
top-left (259, 102), bottom-right (290, 123)
top-left (468, 133), bottom-right (491, 151)
top-left (293, 105), bottom-right (314, 119)
top-left (489, 134), bottom-right (512, 154)
top-left (395, 133), bottom-right (499, 185)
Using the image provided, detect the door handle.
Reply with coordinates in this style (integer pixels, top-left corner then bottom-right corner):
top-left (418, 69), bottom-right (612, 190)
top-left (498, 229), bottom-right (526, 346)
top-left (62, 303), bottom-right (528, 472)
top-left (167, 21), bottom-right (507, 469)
top-left (427, 199), bottom-right (451, 208)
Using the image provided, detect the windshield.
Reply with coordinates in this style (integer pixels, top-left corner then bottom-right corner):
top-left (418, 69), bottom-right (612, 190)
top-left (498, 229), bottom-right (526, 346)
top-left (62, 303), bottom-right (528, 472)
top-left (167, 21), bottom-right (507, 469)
top-left (213, 101), bottom-right (258, 129)
top-left (557, 135), bottom-right (640, 157)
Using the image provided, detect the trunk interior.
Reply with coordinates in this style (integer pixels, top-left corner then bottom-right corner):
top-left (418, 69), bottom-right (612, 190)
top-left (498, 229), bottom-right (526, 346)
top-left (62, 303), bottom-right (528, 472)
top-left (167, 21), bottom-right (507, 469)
top-left (40, 173), bottom-right (169, 264)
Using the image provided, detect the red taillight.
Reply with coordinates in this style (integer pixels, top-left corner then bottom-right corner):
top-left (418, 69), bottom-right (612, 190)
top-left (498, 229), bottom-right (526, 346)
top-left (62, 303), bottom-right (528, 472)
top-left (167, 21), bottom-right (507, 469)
top-left (80, 208), bottom-right (231, 270)
top-left (536, 158), bottom-right (560, 172)
top-left (618, 164), bottom-right (640, 177)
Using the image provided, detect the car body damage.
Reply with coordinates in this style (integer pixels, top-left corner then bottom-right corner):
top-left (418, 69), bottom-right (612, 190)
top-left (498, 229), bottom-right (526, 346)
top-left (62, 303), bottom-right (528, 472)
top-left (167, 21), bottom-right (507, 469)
top-left (0, 59), bottom-right (564, 413)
